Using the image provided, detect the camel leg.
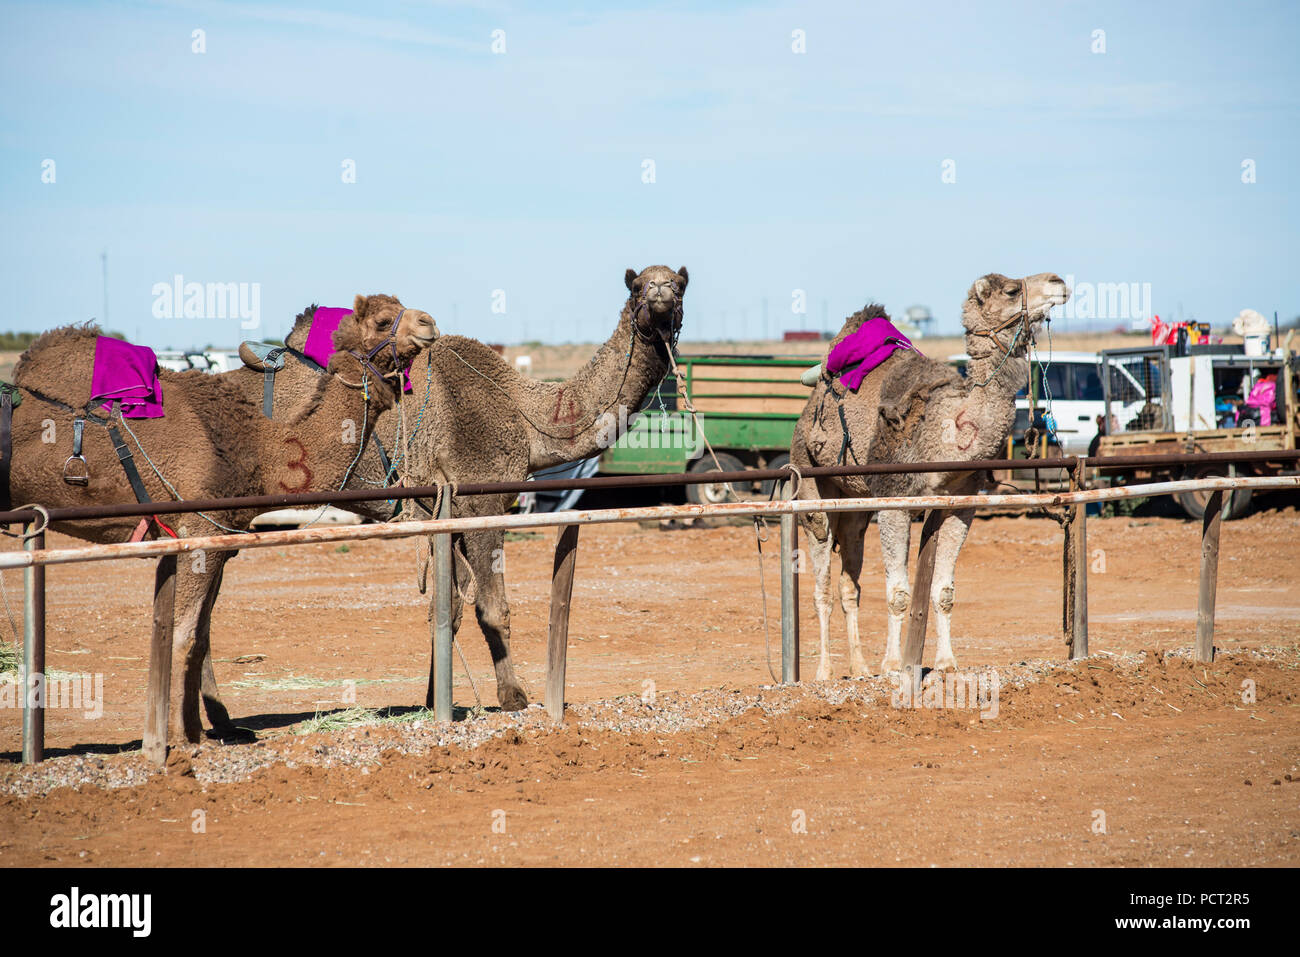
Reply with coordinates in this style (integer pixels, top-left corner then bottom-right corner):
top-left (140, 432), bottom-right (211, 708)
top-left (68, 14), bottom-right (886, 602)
top-left (196, 561), bottom-right (235, 732)
top-left (807, 518), bottom-right (835, 682)
top-left (464, 528), bottom-right (528, 711)
top-left (168, 559), bottom-right (222, 744)
top-left (833, 511), bottom-right (871, 678)
top-left (878, 509), bottom-right (913, 674)
top-left (930, 508), bottom-right (974, 671)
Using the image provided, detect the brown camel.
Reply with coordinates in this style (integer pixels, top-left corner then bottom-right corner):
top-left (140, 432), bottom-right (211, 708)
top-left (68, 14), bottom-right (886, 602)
top-left (7, 296), bottom-right (438, 741)
top-left (191, 266), bottom-right (687, 720)
top-left (791, 273), bottom-right (1069, 679)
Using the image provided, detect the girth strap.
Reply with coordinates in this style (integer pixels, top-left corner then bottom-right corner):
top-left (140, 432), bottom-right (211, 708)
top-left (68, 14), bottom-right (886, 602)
top-left (261, 347), bottom-right (287, 418)
top-left (104, 403), bottom-right (151, 505)
top-left (0, 389), bottom-right (12, 512)
top-left (836, 402), bottom-right (858, 465)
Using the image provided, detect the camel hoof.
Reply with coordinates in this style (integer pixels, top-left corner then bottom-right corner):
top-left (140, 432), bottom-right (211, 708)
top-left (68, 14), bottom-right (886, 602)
top-left (499, 685), bottom-right (529, 712)
top-left (933, 655), bottom-right (959, 671)
top-left (881, 658), bottom-right (902, 675)
top-left (814, 664), bottom-right (832, 682)
top-left (849, 659), bottom-right (871, 678)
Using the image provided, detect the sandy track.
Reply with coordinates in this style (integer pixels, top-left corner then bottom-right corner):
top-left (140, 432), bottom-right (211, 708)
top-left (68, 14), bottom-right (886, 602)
top-left (1, 505), bottom-right (1298, 866)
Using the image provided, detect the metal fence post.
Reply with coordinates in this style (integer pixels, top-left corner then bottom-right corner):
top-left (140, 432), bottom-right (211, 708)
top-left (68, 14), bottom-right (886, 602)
top-left (21, 525), bottom-right (46, 765)
top-left (779, 480), bottom-right (800, 683)
top-left (1196, 489), bottom-right (1224, 663)
top-left (432, 492), bottom-right (454, 722)
top-left (1070, 461), bottom-right (1089, 659)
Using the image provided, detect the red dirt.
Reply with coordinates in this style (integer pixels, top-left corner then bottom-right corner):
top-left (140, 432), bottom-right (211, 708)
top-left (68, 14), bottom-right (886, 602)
top-left (1, 506), bottom-right (1298, 866)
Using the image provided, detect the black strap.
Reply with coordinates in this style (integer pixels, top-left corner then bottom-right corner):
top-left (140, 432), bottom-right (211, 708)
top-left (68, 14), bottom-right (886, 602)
top-left (0, 391), bottom-right (12, 512)
top-left (72, 418), bottom-right (85, 457)
top-left (261, 347), bottom-right (288, 417)
top-left (836, 402), bottom-right (858, 465)
top-left (105, 408), bottom-right (152, 504)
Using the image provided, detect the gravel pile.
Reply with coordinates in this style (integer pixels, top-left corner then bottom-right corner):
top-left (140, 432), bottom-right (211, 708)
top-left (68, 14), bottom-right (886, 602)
top-left (2, 648), bottom-right (1286, 799)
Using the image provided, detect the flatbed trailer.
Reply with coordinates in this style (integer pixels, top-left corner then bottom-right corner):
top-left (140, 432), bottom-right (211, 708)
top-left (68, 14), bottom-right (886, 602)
top-left (598, 354), bottom-right (810, 503)
top-left (1094, 339), bottom-right (1298, 519)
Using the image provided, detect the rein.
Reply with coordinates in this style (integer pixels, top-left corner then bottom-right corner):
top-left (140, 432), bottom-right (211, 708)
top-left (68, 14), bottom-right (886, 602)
top-left (968, 284), bottom-right (1035, 389)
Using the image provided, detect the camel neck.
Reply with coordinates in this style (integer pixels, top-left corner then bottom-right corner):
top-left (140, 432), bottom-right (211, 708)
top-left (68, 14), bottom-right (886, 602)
top-left (525, 304), bottom-right (672, 469)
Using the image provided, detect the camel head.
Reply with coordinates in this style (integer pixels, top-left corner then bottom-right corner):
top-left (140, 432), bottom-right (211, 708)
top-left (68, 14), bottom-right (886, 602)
top-left (963, 272), bottom-right (1069, 358)
top-left (624, 265), bottom-right (688, 349)
top-left (326, 294), bottom-right (438, 401)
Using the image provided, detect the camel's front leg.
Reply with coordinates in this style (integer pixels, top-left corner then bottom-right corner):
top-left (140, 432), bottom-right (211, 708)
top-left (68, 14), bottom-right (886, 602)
top-left (833, 511), bottom-right (871, 677)
top-left (465, 527), bottom-right (527, 711)
top-left (806, 519), bottom-right (835, 681)
top-left (169, 552), bottom-right (231, 744)
top-left (877, 509), bottom-right (913, 674)
top-left (930, 508), bottom-right (974, 671)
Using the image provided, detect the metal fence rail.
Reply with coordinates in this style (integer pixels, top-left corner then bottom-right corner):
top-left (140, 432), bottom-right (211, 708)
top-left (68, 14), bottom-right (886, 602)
top-left (5, 461), bottom-right (1299, 766)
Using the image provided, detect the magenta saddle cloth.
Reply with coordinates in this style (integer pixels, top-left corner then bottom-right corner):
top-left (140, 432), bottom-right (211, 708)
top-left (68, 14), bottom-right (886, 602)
top-left (825, 317), bottom-right (915, 391)
top-left (304, 306), bottom-right (412, 393)
top-left (90, 336), bottom-right (164, 418)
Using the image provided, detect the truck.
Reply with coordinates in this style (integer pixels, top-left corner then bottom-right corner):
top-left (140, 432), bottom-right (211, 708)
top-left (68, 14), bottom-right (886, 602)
top-left (1093, 336), bottom-right (1299, 519)
top-left (597, 354), bottom-right (812, 504)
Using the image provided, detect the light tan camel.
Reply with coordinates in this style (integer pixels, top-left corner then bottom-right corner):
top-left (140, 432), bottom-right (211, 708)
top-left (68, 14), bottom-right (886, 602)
top-left (791, 273), bottom-right (1068, 679)
top-left (8, 297), bottom-right (438, 741)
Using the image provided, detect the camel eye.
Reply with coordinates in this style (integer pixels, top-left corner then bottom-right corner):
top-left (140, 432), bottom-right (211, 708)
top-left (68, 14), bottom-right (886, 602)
top-left (1006, 286), bottom-right (1020, 296)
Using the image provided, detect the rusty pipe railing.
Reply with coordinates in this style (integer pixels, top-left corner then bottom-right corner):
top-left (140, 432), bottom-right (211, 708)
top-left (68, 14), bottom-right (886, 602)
top-left (0, 448), bottom-right (1295, 527)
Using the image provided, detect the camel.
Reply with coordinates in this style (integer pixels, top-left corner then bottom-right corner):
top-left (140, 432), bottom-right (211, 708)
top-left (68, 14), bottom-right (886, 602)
top-left (791, 273), bottom-right (1069, 680)
top-left (190, 265), bottom-right (688, 720)
top-left (6, 296), bottom-right (439, 741)
top-left (397, 265), bottom-right (688, 711)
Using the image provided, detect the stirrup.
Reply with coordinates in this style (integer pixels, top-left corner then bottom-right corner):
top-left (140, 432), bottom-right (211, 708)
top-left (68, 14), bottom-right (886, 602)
top-left (63, 417), bottom-right (90, 485)
top-left (63, 455), bottom-right (89, 485)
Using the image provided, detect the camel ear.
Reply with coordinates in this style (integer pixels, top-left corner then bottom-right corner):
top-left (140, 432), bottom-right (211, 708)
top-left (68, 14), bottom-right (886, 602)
top-left (625, 268), bottom-right (639, 292)
top-left (972, 277), bottom-right (993, 304)
top-left (352, 294), bottom-right (369, 318)
top-left (677, 266), bottom-right (689, 290)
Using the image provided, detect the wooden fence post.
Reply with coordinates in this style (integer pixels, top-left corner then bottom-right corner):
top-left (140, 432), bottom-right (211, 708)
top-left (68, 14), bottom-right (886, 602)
top-left (1196, 489), bottom-right (1224, 663)
top-left (432, 492), bottom-right (454, 722)
top-left (902, 509), bottom-right (944, 669)
top-left (143, 554), bottom-right (176, 766)
top-left (1070, 461), bottom-right (1089, 659)
top-left (21, 526), bottom-right (46, 765)
top-left (779, 480), bottom-right (800, 683)
top-left (545, 524), bottom-right (581, 722)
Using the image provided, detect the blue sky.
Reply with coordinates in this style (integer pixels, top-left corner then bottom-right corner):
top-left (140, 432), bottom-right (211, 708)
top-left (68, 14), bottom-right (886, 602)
top-left (1, 0), bottom-right (1297, 349)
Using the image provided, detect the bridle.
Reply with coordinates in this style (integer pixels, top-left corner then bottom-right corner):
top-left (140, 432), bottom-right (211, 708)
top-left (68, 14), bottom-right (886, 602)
top-left (338, 309), bottom-right (406, 389)
top-left (632, 280), bottom-right (684, 354)
top-left (967, 283), bottom-right (1033, 362)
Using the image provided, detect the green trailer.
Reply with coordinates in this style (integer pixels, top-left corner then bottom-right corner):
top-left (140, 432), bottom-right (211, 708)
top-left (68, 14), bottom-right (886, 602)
top-left (598, 354), bottom-right (813, 504)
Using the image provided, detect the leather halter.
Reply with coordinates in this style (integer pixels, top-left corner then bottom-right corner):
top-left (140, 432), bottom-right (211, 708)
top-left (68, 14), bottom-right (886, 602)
top-left (345, 309), bottom-right (406, 385)
top-left (967, 283), bottom-right (1033, 360)
top-left (632, 281), bottom-right (683, 351)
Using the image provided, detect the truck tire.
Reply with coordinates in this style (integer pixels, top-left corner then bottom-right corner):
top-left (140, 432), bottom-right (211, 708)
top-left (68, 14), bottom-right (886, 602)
top-left (1176, 468), bottom-right (1254, 521)
top-left (686, 452), bottom-right (747, 505)
top-left (759, 453), bottom-right (791, 498)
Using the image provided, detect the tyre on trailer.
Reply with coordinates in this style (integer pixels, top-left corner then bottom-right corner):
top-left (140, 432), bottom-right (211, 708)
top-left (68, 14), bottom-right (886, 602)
top-left (759, 452), bottom-right (791, 498)
top-left (686, 451), bottom-right (747, 505)
top-left (1175, 466), bottom-right (1254, 521)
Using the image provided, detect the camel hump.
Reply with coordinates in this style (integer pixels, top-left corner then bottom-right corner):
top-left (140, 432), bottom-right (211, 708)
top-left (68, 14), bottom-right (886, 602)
top-left (13, 325), bottom-right (103, 406)
top-left (875, 349), bottom-right (963, 430)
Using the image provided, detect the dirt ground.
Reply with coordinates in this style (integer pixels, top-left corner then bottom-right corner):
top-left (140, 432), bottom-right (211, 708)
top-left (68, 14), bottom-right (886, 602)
top-left (1, 497), bottom-right (1298, 867)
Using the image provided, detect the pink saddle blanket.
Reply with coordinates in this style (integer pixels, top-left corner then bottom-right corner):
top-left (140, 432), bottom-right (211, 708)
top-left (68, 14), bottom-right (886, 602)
top-left (304, 306), bottom-right (412, 393)
top-left (825, 317), bottom-right (915, 391)
top-left (90, 336), bottom-right (164, 418)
